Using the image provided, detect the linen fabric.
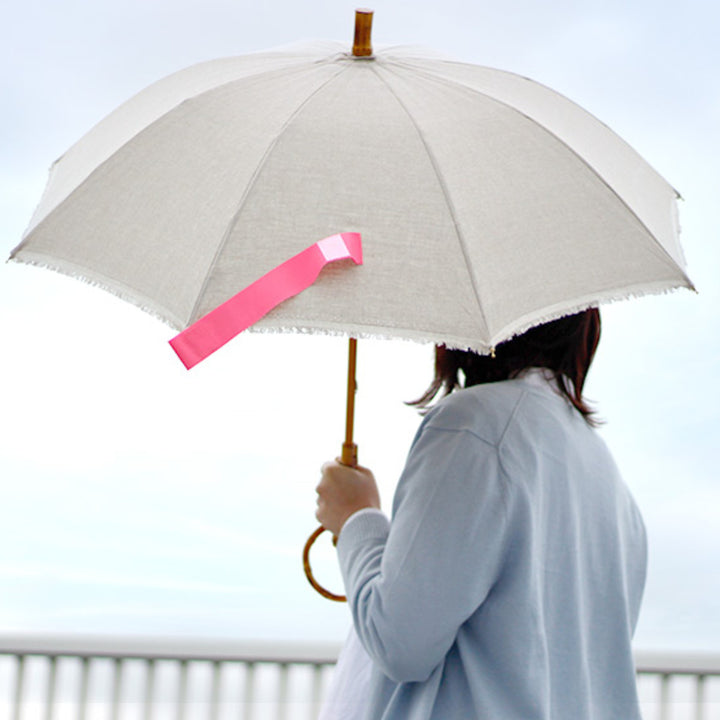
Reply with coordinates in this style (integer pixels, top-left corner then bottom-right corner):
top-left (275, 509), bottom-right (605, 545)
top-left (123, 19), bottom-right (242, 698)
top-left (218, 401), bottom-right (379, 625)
top-left (10, 44), bottom-right (691, 351)
top-left (330, 372), bottom-right (647, 720)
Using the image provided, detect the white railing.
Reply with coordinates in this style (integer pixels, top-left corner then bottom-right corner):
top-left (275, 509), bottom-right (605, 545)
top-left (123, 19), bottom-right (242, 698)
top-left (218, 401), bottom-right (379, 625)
top-left (635, 651), bottom-right (720, 720)
top-left (0, 634), bottom-right (340, 720)
top-left (1, 635), bottom-right (719, 720)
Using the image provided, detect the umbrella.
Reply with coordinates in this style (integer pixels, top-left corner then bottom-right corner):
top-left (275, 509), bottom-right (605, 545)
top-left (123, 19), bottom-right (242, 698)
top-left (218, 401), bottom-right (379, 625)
top-left (9, 10), bottom-right (693, 599)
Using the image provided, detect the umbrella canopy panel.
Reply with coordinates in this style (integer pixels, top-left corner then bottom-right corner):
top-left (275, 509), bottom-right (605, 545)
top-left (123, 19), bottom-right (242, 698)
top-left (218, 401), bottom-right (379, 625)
top-left (12, 43), bottom-right (692, 352)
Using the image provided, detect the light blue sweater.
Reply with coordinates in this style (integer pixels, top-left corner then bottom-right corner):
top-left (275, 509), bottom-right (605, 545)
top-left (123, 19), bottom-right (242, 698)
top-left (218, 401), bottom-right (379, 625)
top-left (336, 374), bottom-right (647, 719)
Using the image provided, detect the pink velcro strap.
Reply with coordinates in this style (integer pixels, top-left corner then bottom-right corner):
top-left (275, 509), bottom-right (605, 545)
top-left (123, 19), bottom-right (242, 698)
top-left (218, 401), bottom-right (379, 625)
top-left (169, 232), bottom-right (363, 369)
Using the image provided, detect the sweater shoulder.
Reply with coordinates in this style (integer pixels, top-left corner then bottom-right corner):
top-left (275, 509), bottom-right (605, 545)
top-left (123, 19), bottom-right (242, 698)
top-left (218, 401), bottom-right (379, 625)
top-left (421, 379), bottom-right (533, 447)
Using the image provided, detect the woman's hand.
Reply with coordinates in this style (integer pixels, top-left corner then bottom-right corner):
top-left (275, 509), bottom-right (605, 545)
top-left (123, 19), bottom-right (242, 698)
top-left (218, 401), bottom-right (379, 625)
top-left (315, 460), bottom-right (381, 537)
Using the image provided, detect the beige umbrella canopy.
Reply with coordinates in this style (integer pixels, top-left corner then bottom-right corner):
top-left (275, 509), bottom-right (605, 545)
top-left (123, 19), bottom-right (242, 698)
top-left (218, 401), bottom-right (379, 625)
top-left (10, 10), bottom-right (693, 599)
top-left (10, 14), bottom-right (691, 349)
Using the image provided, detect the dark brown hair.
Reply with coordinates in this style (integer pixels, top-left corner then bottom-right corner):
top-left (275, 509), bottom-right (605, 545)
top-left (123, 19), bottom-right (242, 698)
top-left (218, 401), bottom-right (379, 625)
top-left (411, 308), bottom-right (602, 425)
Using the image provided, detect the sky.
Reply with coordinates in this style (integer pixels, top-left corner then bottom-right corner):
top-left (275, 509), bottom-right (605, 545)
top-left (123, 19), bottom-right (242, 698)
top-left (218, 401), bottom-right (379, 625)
top-left (0, 0), bottom-right (718, 653)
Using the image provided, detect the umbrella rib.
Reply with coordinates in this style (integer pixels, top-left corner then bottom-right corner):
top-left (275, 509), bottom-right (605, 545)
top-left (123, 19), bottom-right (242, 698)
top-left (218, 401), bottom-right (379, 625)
top-left (186, 62), bottom-right (351, 325)
top-left (22, 57), bottom-right (338, 243)
top-left (380, 59), bottom-right (686, 278)
top-left (369, 63), bottom-right (492, 344)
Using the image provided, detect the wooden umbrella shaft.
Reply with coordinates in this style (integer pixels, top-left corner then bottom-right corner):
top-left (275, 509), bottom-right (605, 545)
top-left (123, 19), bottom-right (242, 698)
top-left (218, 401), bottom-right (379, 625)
top-left (341, 337), bottom-right (358, 467)
top-left (304, 8), bottom-right (371, 601)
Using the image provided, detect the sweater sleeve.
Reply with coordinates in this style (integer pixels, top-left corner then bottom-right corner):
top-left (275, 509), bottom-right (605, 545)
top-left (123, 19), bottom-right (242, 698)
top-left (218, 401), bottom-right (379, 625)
top-left (336, 419), bottom-right (514, 684)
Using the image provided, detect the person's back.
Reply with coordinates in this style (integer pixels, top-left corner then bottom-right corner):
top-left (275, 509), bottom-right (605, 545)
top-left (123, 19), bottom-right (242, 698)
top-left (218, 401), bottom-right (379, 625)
top-left (493, 375), bottom-right (647, 718)
top-left (317, 310), bottom-right (648, 720)
top-left (336, 372), bottom-right (646, 719)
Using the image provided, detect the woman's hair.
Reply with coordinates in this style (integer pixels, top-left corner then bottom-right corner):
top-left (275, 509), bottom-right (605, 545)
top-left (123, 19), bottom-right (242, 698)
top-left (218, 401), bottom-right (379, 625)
top-left (411, 308), bottom-right (602, 425)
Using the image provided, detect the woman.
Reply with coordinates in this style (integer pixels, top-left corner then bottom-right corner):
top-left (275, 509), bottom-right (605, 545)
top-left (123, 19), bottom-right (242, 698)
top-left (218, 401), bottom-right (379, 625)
top-left (315, 308), bottom-right (647, 720)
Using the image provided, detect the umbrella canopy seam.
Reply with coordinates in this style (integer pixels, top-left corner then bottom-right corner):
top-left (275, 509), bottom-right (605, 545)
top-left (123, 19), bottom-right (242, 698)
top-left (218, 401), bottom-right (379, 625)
top-left (186, 61), bottom-right (352, 325)
top-left (369, 62), bottom-right (493, 343)
top-left (21, 58), bottom-right (337, 242)
top-left (378, 58), bottom-right (690, 284)
top-left (386, 55), bottom-right (678, 194)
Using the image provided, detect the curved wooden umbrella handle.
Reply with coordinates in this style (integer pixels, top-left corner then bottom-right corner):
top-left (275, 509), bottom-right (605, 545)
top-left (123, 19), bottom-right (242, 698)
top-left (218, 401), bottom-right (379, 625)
top-left (302, 526), bottom-right (347, 602)
top-left (303, 338), bottom-right (358, 602)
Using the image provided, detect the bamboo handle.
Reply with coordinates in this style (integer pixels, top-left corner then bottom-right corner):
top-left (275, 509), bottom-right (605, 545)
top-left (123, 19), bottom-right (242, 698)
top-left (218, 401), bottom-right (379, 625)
top-left (302, 338), bottom-right (359, 602)
top-left (302, 528), bottom-right (347, 602)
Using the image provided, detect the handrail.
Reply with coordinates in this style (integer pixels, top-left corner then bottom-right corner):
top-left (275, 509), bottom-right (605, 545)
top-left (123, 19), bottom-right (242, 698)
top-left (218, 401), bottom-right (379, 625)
top-left (3, 634), bottom-right (719, 673)
top-left (0, 632), bottom-right (342, 665)
top-left (634, 649), bottom-right (720, 676)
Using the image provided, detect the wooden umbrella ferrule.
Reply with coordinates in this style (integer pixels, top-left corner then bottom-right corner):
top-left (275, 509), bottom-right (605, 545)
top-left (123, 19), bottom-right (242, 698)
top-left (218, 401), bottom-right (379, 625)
top-left (352, 9), bottom-right (374, 57)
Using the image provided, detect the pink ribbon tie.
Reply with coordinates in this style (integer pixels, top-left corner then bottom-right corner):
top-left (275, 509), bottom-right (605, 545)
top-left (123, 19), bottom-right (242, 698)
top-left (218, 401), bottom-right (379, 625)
top-left (169, 232), bottom-right (363, 369)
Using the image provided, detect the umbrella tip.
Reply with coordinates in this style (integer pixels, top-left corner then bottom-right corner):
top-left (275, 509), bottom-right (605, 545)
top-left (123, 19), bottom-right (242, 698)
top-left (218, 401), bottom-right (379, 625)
top-left (352, 8), bottom-right (374, 57)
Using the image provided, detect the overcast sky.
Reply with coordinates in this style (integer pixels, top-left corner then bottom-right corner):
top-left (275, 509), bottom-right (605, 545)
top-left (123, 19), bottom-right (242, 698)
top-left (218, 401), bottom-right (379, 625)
top-left (1, 0), bottom-right (718, 652)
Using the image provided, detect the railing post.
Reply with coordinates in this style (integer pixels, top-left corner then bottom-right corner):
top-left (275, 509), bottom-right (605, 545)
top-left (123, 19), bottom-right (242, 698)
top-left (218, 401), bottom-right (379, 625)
top-left (78, 657), bottom-right (90, 720)
top-left (44, 656), bottom-right (57, 720)
top-left (176, 660), bottom-right (188, 720)
top-left (695, 674), bottom-right (706, 720)
top-left (209, 660), bottom-right (222, 720)
top-left (243, 662), bottom-right (256, 720)
top-left (276, 663), bottom-right (289, 720)
top-left (110, 658), bottom-right (123, 720)
top-left (143, 658), bottom-right (156, 720)
top-left (659, 673), bottom-right (671, 720)
top-left (12, 654), bottom-right (25, 720)
top-left (311, 665), bottom-right (324, 720)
